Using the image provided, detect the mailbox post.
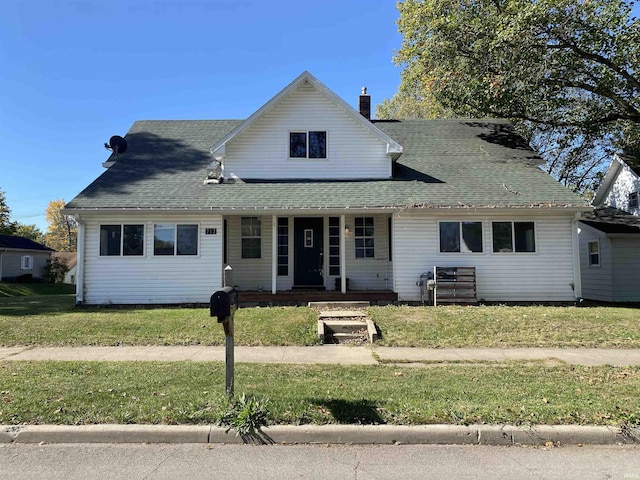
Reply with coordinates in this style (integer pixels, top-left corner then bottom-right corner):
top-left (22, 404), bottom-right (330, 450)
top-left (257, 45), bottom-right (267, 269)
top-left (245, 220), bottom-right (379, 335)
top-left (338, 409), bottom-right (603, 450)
top-left (210, 286), bottom-right (238, 397)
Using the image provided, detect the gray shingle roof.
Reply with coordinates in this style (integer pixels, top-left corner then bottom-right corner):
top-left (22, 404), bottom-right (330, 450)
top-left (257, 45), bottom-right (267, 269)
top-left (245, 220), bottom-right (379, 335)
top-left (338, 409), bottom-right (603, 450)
top-left (580, 207), bottom-right (640, 234)
top-left (65, 119), bottom-right (588, 212)
top-left (0, 235), bottom-right (54, 251)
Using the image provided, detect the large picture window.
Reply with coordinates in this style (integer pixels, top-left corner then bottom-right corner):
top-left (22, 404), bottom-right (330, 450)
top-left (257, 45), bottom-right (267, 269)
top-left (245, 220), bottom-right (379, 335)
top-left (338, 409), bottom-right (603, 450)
top-left (100, 225), bottom-right (144, 256)
top-left (439, 221), bottom-right (483, 253)
top-left (153, 224), bottom-right (198, 256)
top-left (355, 217), bottom-right (374, 258)
top-left (492, 222), bottom-right (535, 253)
top-left (241, 217), bottom-right (261, 259)
top-left (289, 131), bottom-right (326, 159)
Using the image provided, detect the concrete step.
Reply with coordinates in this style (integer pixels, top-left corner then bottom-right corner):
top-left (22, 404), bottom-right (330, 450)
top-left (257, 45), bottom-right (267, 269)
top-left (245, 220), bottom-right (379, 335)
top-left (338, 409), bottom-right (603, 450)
top-left (318, 310), bottom-right (367, 319)
top-left (308, 301), bottom-right (370, 309)
top-left (323, 319), bottom-right (368, 334)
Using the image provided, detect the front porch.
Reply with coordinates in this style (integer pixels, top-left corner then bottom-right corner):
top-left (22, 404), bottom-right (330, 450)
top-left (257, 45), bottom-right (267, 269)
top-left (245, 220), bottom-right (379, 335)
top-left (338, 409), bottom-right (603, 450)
top-left (237, 289), bottom-right (398, 307)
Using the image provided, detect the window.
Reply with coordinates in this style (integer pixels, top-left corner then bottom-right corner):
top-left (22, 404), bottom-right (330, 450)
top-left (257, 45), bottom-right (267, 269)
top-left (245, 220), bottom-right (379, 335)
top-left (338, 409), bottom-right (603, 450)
top-left (20, 255), bottom-right (33, 270)
top-left (629, 192), bottom-right (639, 209)
top-left (492, 222), bottom-right (536, 253)
top-left (329, 217), bottom-right (340, 275)
top-left (289, 131), bottom-right (326, 158)
top-left (241, 217), bottom-right (261, 259)
top-left (100, 225), bottom-right (144, 256)
top-left (277, 217), bottom-right (288, 276)
top-left (153, 224), bottom-right (198, 256)
top-left (355, 217), bottom-right (374, 258)
top-left (588, 241), bottom-right (600, 266)
top-left (439, 221), bottom-right (483, 253)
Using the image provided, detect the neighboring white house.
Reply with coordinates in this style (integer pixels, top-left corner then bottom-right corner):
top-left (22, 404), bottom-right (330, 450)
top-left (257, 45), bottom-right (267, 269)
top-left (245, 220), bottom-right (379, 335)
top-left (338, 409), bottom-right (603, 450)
top-left (579, 154), bottom-right (640, 302)
top-left (65, 71), bottom-right (590, 305)
top-left (0, 235), bottom-right (54, 281)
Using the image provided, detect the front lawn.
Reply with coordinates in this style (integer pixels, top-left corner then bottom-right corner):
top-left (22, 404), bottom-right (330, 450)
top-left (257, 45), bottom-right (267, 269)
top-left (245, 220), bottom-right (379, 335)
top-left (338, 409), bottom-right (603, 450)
top-left (1, 361), bottom-right (639, 427)
top-left (0, 296), bottom-right (639, 347)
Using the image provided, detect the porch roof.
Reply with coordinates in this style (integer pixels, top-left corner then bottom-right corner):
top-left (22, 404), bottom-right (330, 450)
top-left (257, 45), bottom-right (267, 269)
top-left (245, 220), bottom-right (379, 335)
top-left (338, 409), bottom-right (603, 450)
top-left (65, 119), bottom-right (588, 213)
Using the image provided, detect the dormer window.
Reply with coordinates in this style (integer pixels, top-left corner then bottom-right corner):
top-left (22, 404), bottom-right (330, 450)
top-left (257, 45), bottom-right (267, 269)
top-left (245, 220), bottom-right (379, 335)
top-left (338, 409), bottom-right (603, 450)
top-left (629, 191), bottom-right (638, 209)
top-left (290, 131), bottom-right (326, 159)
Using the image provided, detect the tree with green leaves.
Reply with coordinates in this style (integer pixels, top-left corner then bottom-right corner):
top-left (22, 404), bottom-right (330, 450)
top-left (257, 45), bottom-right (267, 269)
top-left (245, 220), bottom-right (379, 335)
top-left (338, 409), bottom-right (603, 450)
top-left (45, 199), bottom-right (77, 252)
top-left (381, 0), bottom-right (639, 191)
top-left (0, 189), bottom-right (18, 236)
top-left (15, 224), bottom-right (46, 244)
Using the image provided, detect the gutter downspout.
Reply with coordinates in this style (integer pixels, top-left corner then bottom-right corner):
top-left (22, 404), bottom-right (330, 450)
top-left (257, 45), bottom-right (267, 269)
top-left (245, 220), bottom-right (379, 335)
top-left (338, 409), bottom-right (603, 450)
top-left (75, 216), bottom-right (85, 305)
top-left (571, 212), bottom-right (583, 301)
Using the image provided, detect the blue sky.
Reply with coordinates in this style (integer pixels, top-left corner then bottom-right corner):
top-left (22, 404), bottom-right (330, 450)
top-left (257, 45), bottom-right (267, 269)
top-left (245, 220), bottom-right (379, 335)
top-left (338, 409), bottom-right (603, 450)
top-left (0, 0), bottom-right (402, 231)
top-left (2, 1), bottom-right (638, 233)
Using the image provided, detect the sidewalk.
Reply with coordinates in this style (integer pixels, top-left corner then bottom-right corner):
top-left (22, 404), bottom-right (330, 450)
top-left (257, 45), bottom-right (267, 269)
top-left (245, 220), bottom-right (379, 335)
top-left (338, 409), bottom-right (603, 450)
top-left (2, 345), bottom-right (640, 366)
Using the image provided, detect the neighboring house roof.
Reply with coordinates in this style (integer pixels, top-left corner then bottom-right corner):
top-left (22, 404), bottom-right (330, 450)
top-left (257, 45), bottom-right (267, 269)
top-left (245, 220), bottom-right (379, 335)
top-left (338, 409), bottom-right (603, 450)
top-left (52, 252), bottom-right (77, 269)
top-left (65, 119), bottom-right (587, 213)
top-left (580, 207), bottom-right (640, 234)
top-left (0, 235), bottom-right (54, 252)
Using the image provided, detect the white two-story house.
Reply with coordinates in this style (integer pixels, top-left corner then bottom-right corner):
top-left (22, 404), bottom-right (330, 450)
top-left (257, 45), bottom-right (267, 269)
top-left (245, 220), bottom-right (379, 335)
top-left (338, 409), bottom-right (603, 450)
top-left (65, 71), bottom-right (590, 305)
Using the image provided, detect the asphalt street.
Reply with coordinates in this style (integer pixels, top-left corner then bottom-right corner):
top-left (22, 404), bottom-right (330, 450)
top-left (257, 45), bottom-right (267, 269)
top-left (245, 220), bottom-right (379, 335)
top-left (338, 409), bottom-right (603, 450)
top-left (1, 443), bottom-right (639, 480)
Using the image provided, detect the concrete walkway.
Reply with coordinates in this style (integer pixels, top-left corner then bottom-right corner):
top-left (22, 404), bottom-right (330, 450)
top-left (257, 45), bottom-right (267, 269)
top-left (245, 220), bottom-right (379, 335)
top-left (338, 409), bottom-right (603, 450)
top-left (2, 345), bottom-right (640, 366)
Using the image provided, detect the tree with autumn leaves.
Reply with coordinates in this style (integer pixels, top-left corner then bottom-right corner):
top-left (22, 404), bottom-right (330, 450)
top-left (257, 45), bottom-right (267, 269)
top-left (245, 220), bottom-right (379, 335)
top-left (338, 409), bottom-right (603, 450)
top-left (44, 199), bottom-right (77, 252)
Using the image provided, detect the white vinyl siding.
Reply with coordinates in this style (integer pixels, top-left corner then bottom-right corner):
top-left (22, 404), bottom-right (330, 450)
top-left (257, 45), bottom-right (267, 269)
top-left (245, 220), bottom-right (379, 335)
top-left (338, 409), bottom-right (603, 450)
top-left (394, 211), bottom-right (577, 302)
top-left (224, 82), bottom-right (391, 179)
top-left (611, 237), bottom-right (640, 302)
top-left (81, 214), bottom-right (223, 304)
top-left (226, 215), bottom-right (273, 291)
top-left (578, 224), bottom-right (614, 302)
top-left (603, 164), bottom-right (640, 215)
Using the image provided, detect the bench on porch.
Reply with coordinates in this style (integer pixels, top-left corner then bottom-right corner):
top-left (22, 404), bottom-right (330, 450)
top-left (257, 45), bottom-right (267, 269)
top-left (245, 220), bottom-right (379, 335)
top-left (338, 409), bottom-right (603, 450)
top-left (434, 266), bottom-right (477, 306)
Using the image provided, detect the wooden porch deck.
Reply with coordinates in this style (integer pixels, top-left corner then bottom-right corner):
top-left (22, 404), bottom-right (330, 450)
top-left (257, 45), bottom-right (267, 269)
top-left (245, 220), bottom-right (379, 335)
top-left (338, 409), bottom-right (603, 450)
top-left (237, 289), bottom-right (398, 306)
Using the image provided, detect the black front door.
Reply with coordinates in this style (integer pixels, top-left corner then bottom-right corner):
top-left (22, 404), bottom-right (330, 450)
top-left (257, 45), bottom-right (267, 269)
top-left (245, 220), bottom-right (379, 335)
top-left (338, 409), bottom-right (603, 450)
top-left (294, 217), bottom-right (323, 287)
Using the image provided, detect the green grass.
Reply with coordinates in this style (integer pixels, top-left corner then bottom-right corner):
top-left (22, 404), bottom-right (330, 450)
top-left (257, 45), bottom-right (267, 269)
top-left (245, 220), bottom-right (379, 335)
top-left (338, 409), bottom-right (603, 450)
top-left (1, 297), bottom-right (639, 348)
top-left (369, 304), bottom-right (640, 348)
top-left (0, 283), bottom-right (75, 297)
top-left (1, 361), bottom-right (639, 426)
top-left (0, 297), bottom-right (319, 346)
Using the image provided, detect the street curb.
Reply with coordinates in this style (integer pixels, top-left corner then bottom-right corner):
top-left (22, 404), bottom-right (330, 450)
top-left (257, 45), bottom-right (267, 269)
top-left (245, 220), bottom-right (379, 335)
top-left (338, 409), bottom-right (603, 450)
top-left (1, 424), bottom-right (632, 446)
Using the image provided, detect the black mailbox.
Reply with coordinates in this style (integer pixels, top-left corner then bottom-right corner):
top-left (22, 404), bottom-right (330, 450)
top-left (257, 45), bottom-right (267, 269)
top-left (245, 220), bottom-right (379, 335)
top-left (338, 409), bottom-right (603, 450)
top-left (210, 286), bottom-right (238, 322)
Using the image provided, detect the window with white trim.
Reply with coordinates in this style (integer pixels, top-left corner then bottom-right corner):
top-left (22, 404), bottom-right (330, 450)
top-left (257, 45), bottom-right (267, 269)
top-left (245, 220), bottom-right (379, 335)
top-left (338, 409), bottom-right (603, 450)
top-left (153, 224), bottom-right (198, 256)
top-left (588, 241), bottom-right (600, 266)
top-left (289, 131), bottom-right (326, 158)
top-left (100, 225), bottom-right (144, 256)
top-left (355, 217), bottom-right (374, 258)
top-left (629, 191), bottom-right (639, 209)
top-left (492, 222), bottom-right (536, 253)
top-left (439, 221), bottom-right (483, 253)
top-left (241, 217), bottom-right (261, 259)
top-left (21, 255), bottom-right (33, 270)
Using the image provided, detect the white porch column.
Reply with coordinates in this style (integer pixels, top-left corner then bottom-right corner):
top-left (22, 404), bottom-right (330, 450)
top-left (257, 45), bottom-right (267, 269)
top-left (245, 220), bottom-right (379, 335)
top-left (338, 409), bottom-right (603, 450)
top-left (340, 214), bottom-right (346, 294)
top-left (272, 215), bottom-right (277, 294)
top-left (75, 216), bottom-right (85, 304)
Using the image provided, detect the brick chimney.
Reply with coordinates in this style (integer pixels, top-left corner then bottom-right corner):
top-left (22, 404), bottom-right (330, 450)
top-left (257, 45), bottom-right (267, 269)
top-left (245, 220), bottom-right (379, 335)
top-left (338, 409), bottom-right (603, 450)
top-left (359, 87), bottom-right (371, 120)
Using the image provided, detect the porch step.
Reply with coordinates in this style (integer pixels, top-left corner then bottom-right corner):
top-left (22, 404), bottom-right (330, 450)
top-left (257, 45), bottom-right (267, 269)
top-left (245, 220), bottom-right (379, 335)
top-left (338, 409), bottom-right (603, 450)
top-left (308, 301), bottom-right (370, 309)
